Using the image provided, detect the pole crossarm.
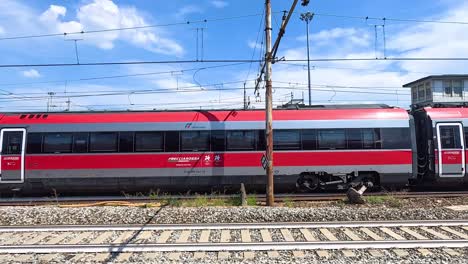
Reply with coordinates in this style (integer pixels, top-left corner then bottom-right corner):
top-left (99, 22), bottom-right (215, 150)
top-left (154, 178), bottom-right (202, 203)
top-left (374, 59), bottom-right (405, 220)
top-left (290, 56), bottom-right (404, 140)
top-left (255, 0), bottom-right (303, 94)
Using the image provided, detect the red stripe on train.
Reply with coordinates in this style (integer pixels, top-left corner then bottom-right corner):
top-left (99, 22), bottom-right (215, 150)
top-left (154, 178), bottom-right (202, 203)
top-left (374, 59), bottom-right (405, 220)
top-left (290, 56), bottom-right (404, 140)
top-left (2, 109), bottom-right (408, 124)
top-left (25, 151), bottom-right (412, 170)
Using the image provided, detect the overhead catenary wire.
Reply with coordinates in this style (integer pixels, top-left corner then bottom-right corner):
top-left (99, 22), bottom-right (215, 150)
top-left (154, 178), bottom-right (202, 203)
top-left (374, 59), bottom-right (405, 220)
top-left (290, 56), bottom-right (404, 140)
top-left (0, 13), bottom-right (264, 41)
top-left (307, 12), bottom-right (468, 25)
top-left (3, 57), bottom-right (468, 68)
top-left (0, 86), bottom-right (411, 104)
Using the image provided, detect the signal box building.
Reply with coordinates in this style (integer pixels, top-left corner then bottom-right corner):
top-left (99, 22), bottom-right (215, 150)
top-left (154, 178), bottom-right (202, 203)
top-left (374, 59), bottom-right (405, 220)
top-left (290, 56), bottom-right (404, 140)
top-left (403, 75), bottom-right (468, 108)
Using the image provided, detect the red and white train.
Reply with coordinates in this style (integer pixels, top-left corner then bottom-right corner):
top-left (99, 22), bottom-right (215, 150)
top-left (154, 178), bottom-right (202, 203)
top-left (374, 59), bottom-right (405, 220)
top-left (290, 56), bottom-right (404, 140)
top-left (0, 105), bottom-right (466, 194)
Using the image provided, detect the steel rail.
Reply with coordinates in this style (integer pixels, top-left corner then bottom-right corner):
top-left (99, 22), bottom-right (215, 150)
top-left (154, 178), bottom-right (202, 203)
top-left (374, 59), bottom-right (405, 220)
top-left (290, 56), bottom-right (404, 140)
top-left (0, 240), bottom-right (466, 254)
top-left (0, 220), bottom-right (467, 232)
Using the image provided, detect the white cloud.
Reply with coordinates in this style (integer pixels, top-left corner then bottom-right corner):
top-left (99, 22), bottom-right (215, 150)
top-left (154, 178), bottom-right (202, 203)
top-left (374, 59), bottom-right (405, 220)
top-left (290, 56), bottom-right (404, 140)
top-left (22, 69), bottom-right (41, 78)
top-left (0, 25), bottom-right (5, 35)
top-left (387, 2), bottom-right (468, 74)
top-left (176, 5), bottom-right (204, 17)
top-left (247, 40), bottom-right (261, 49)
top-left (297, 27), bottom-right (370, 48)
top-left (211, 1), bottom-right (229, 8)
top-left (38, 0), bottom-right (184, 56)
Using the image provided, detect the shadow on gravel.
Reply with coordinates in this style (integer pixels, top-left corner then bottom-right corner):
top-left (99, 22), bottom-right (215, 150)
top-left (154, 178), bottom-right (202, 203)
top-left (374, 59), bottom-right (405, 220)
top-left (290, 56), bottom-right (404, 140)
top-left (104, 204), bottom-right (167, 263)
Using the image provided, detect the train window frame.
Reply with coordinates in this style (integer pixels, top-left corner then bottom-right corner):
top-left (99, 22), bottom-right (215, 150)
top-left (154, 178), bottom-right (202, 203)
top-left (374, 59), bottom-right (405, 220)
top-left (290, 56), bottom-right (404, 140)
top-left (89, 132), bottom-right (118, 152)
top-left (256, 130), bottom-right (266, 151)
top-left (43, 133), bottom-right (73, 154)
top-left (380, 128), bottom-right (411, 149)
top-left (118, 132), bottom-right (135, 153)
top-left (72, 133), bottom-right (89, 153)
top-left (165, 131), bottom-right (180, 152)
top-left (135, 131), bottom-right (164, 152)
top-left (226, 130), bottom-right (256, 151)
top-left (346, 129), bottom-right (362, 149)
top-left (318, 129), bottom-right (346, 150)
top-left (301, 129), bottom-right (317, 150)
top-left (211, 130), bottom-right (225, 151)
top-left (2, 131), bottom-right (24, 155)
top-left (180, 131), bottom-right (210, 152)
top-left (273, 130), bottom-right (301, 150)
top-left (26, 133), bottom-right (42, 154)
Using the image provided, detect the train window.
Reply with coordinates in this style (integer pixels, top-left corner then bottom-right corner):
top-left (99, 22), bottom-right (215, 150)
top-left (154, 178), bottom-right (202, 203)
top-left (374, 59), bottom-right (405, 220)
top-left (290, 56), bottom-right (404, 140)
top-left (119, 132), bottom-right (134, 152)
top-left (302, 130), bottom-right (317, 150)
top-left (165, 131), bottom-right (179, 152)
top-left (380, 128), bottom-right (411, 149)
top-left (72, 133), bottom-right (88, 153)
top-left (181, 131), bottom-right (210, 152)
top-left (43, 133), bottom-right (72, 153)
top-left (27, 133), bottom-right (42, 154)
top-left (362, 129), bottom-right (380, 149)
top-left (274, 130), bottom-right (301, 150)
top-left (135, 132), bottom-right (163, 152)
top-left (2, 131), bottom-right (23, 155)
top-left (346, 129), bottom-right (361, 149)
top-left (89, 132), bottom-right (118, 152)
top-left (318, 129), bottom-right (345, 149)
top-left (439, 126), bottom-right (461, 149)
top-left (226, 130), bottom-right (255, 151)
top-left (257, 130), bottom-right (266, 150)
top-left (211, 130), bottom-right (225, 151)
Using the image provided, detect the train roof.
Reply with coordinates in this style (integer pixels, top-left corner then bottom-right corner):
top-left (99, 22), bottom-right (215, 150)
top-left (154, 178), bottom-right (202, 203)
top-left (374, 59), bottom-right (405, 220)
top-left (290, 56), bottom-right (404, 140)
top-left (0, 107), bottom-right (409, 125)
top-left (424, 107), bottom-right (468, 119)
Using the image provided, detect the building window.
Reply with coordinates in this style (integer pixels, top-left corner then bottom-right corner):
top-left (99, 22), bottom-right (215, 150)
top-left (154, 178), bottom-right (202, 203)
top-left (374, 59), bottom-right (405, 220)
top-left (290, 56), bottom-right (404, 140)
top-left (444, 80), bottom-right (452, 96)
top-left (425, 82), bottom-right (432, 100)
top-left (412, 87), bottom-right (417, 101)
top-left (444, 80), bottom-right (463, 97)
top-left (418, 84), bottom-right (425, 101)
top-left (453, 80), bottom-right (463, 97)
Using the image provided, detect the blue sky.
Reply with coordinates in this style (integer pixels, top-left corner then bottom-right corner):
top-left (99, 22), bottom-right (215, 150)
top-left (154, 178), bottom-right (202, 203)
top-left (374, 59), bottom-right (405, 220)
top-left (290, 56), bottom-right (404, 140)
top-left (0, 0), bottom-right (467, 111)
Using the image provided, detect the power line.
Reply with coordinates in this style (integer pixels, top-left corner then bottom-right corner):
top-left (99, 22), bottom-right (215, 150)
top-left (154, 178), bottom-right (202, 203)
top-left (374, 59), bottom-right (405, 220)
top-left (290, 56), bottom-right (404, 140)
top-left (0, 13), bottom-right (263, 41)
top-left (3, 57), bottom-right (468, 68)
top-left (0, 86), bottom-right (410, 104)
top-left (309, 12), bottom-right (468, 25)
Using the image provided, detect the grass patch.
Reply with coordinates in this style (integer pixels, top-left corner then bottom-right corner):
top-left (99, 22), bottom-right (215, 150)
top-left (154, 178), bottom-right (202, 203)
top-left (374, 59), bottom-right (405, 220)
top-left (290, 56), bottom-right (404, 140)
top-left (283, 197), bottom-right (295, 208)
top-left (246, 195), bottom-right (257, 206)
top-left (365, 195), bottom-right (402, 207)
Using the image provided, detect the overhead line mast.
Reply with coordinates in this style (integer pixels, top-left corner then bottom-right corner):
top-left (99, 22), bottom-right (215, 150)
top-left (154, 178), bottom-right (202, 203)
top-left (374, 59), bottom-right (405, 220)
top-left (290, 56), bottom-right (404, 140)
top-left (263, 0), bottom-right (309, 206)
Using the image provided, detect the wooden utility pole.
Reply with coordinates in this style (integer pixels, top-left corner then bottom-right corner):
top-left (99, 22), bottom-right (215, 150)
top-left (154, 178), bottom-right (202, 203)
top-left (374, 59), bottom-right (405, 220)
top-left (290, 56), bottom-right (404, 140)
top-left (264, 0), bottom-right (274, 206)
top-left (261, 0), bottom-right (308, 206)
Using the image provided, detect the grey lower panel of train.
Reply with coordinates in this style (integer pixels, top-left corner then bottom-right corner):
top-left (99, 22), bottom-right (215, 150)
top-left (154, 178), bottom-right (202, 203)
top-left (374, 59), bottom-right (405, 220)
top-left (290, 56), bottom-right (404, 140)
top-left (0, 173), bottom-right (411, 194)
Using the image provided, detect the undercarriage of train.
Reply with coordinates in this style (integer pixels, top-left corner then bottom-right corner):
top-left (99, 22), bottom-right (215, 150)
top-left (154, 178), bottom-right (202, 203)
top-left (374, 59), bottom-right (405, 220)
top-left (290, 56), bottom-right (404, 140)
top-left (295, 171), bottom-right (378, 192)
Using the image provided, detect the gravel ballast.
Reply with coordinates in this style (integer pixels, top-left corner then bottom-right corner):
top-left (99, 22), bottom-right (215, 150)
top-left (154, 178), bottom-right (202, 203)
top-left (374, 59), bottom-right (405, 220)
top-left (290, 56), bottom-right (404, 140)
top-left (0, 205), bottom-right (466, 226)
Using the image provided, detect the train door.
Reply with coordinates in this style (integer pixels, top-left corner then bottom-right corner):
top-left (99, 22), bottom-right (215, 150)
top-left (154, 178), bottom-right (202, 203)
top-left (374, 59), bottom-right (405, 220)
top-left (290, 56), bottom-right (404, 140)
top-left (436, 123), bottom-right (465, 177)
top-left (0, 128), bottom-right (26, 183)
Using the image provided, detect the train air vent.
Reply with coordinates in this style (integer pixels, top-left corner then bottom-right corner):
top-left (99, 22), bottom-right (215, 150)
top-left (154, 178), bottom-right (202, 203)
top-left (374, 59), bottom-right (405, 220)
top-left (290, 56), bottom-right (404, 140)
top-left (28, 114), bottom-right (35, 119)
top-left (42, 114), bottom-right (48, 118)
top-left (19, 114), bottom-right (27, 119)
top-left (35, 114), bottom-right (42, 118)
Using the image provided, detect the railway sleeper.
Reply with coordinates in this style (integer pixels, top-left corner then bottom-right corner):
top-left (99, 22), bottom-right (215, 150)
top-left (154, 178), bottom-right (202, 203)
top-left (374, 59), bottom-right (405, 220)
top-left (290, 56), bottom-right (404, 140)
top-left (296, 171), bottom-right (380, 192)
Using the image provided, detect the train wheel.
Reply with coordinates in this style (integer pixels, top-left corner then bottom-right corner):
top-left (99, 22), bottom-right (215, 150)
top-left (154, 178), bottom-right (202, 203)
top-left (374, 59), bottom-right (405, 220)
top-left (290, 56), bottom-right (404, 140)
top-left (296, 174), bottom-right (320, 192)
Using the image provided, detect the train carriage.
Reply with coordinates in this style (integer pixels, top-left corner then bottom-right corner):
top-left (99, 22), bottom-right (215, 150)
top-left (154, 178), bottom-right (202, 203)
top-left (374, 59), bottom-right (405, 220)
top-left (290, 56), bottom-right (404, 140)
top-left (0, 106), bottom-right (415, 194)
top-left (413, 107), bottom-right (468, 185)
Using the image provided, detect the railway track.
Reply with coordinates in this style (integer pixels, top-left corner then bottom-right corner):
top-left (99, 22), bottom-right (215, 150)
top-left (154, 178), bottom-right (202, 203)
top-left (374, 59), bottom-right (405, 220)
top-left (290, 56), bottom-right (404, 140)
top-left (0, 190), bottom-right (467, 206)
top-left (0, 220), bottom-right (466, 261)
